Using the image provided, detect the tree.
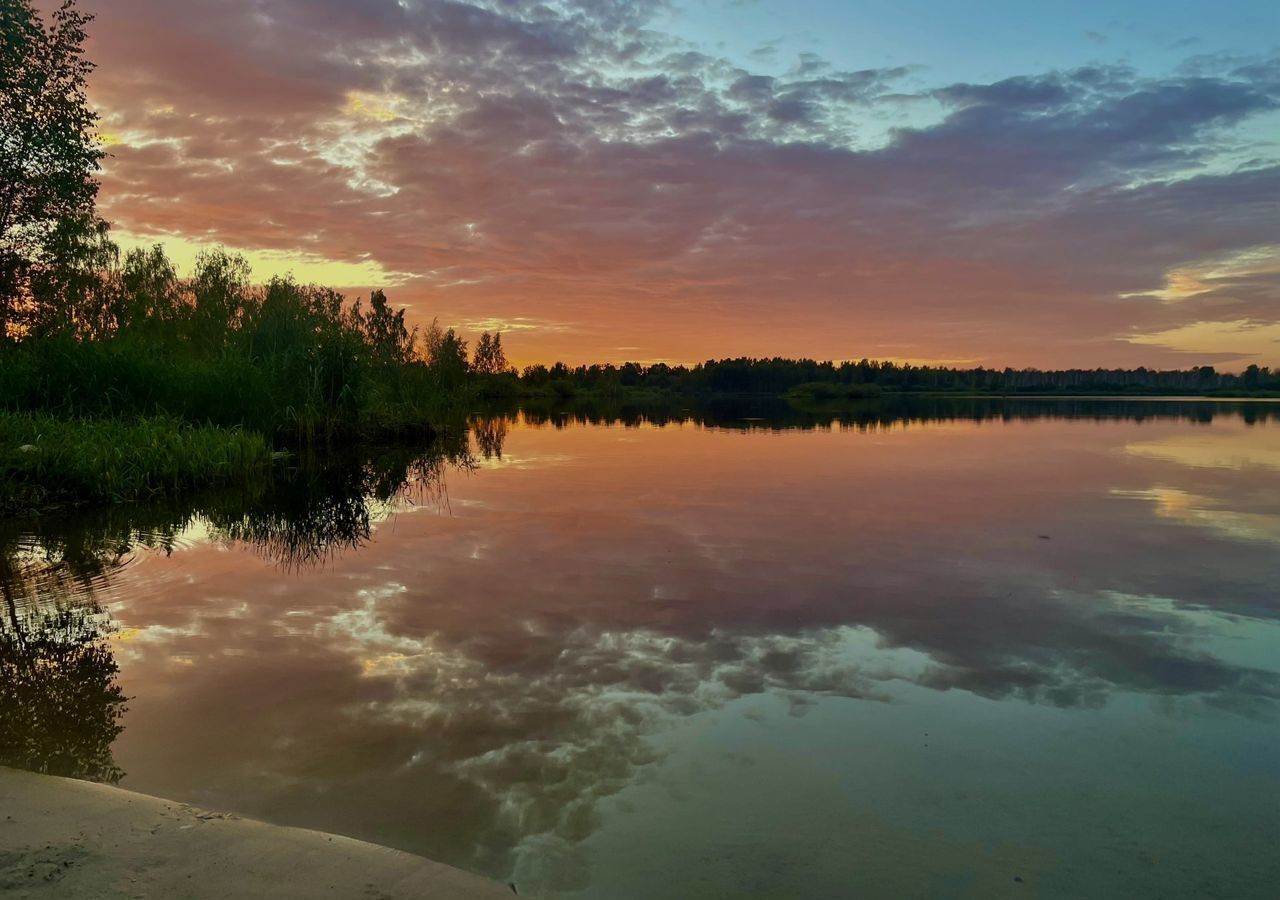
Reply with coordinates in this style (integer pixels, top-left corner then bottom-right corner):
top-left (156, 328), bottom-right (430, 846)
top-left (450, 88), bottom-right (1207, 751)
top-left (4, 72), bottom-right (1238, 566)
top-left (474, 332), bottom-right (492, 372)
top-left (189, 247), bottom-right (252, 350)
top-left (473, 330), bottom-right (508, 375)
top-left (1, 0), bottom-right (106, 337)
top-left (422, 317), bottom-right (469, 385)
top-left (117, 243), bottom-right (182, 332)
top-left (350, 289), bottom-right (417, 365)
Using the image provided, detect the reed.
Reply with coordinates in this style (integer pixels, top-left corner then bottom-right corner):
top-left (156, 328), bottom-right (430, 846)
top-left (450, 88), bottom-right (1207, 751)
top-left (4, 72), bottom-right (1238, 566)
top-left (0, 412), bottom-right (272, 515)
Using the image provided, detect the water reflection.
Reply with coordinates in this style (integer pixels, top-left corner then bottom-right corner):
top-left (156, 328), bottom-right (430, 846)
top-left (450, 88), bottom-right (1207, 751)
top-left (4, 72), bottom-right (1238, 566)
top-left (2, 403), bottom-right (1279, 897)
top-left (500, 394), bottom-right (1280, 431)
top-left (0, 607), bottom-right (127, 783)
top-left (0, 438), bottom-right (475, 599)
top-left (207, 443), bottom-right (473, 570)
top-left (0, 440), bottom-right (472, 783)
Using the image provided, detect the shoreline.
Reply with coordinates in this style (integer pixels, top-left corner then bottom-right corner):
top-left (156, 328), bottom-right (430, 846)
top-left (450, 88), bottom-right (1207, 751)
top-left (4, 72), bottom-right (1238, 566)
top-left (0, 767), bottom-right (515, 898)
top-left (509, 388), bottom-right (1280, 404)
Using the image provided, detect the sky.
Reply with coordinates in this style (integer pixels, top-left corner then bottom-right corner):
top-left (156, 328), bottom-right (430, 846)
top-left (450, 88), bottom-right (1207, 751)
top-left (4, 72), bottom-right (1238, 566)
top-left (65, 0), bottom-right (1280, 367)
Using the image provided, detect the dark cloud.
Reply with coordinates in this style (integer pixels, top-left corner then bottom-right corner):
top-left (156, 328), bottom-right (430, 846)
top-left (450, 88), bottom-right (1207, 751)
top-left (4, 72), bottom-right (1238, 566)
top-left (68, 0), bottom-right (1280, 365)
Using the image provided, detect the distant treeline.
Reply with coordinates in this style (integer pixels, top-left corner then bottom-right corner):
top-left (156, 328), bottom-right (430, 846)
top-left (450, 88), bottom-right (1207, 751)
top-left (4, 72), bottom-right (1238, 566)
top-left (516, 357), bottom-right (1280, 398)
top-left (487, 395), bottom-right (1280, 435)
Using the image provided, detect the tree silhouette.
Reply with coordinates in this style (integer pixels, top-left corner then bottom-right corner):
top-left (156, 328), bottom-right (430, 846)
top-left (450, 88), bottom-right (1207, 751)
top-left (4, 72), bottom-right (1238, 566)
top-left (513, 356), bottom-right (1280, 397)
top-left (350, 288), bottom-right (418, 365)
top-left (1, 0), bottom-right (106, 336)
top-left (423, 317), bottom-right (470, 385)
top-left (473, 331), bottom-right (508, 375)
top-left (0, 607), bottom-right (127, 784)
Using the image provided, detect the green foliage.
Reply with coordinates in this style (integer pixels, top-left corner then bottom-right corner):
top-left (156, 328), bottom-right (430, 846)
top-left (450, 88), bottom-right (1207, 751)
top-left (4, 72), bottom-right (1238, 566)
top-left (0, 411), bottom-right (272, 514)
top-left (350, 288), bottom-right (418, 366)
top-left (0, 2), bottom-right (480, 516)
top-left (473, 330), bottom-right (508, 375)
top-left (786, 382), bottom-right (883, 404)
top-left (422, 317), bottom-right (470, 387)
top-left (471, 331), bottom-right (516, 398)
top-left (472, 371), bottom-right (522, 399)
top-left (1, 0), bottom-right (106, 335)
top-left (0, 6), bottom-right (454, 442)
top-left (0, 245), bottom-right (468, 441)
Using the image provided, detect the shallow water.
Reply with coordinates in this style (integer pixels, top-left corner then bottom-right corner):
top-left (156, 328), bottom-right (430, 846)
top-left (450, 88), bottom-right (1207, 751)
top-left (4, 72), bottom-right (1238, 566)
top-left (3, 400), bottom-right (1279, 898)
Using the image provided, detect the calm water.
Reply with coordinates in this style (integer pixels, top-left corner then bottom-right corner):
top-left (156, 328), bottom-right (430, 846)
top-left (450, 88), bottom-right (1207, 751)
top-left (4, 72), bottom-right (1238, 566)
top-left (3, 399), bottom-right (1279, 898)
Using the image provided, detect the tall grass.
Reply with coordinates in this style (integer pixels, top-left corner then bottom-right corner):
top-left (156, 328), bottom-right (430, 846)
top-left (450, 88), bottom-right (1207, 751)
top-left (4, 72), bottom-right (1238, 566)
top-left (0, 412), bottom-right (272, 515)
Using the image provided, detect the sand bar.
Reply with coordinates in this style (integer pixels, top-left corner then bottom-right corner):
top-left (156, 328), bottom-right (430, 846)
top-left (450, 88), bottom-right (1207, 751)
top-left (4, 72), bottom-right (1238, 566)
top-left (0, 767), bottom-right (515, 899)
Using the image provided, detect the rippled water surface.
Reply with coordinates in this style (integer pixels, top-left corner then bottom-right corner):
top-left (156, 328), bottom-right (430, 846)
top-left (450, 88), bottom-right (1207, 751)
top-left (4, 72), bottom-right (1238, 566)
top-left (3, 400), bottom-right (1279, 898)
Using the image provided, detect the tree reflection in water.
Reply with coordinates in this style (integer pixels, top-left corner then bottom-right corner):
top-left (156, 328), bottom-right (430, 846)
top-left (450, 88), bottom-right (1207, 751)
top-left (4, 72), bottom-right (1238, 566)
top-left (4, 403), bottom-right (1279, 895)
top-left (0, 606), bottom-right (127, 784)
top-left (0, 436), bottom-right (475, 784)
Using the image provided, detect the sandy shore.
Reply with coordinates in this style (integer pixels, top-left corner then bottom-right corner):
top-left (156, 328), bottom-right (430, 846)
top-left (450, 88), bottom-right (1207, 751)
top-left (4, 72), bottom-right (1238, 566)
top-left (0, 767), bottom-right (515, 898)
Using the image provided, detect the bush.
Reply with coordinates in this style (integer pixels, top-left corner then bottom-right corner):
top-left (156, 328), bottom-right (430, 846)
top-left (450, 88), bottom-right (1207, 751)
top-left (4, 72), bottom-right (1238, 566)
top-left (785, 382), bottom-right (883, 404)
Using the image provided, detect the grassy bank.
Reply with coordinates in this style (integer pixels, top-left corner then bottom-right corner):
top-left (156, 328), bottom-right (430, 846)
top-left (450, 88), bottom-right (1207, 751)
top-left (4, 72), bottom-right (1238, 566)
top-left (0, 246), bottom-right (481, 515)
top-left (0, 321), bottom-right (454, 444)
top-left (1, 245), bottom-right (480, 444)
top-left (0, 412), bottom-right (272, 516)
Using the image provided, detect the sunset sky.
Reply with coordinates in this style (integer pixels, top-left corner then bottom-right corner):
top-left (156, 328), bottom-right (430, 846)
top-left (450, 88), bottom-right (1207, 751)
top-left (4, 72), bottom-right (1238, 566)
top-left (73, 0), bottom-right (1280, 367)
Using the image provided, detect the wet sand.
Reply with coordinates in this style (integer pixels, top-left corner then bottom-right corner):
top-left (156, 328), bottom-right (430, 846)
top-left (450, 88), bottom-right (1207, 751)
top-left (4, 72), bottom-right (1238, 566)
top-left (0, 767), bottom-right (514, 899)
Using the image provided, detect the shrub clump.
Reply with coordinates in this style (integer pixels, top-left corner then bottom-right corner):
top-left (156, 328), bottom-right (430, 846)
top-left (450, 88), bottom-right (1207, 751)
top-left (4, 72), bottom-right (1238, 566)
top-left (785, 382), bottom-right (883, 404)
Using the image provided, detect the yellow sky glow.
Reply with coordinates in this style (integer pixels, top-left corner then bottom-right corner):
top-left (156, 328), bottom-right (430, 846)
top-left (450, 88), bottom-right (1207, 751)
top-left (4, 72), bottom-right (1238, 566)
top-left (113, 231), bottom-right (409, 288)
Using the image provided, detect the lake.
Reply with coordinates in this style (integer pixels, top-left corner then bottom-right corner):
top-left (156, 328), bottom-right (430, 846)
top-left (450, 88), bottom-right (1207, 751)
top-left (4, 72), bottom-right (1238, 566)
top-left (3, 398), bottom-right (1279, 898)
